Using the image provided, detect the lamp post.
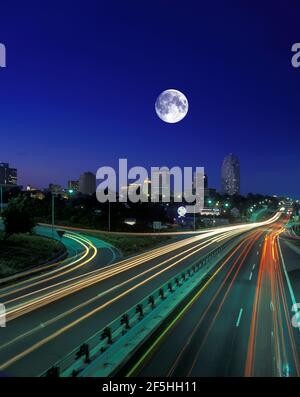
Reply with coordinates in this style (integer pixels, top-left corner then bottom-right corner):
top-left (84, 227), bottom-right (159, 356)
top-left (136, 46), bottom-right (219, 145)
top-left (108, 201), bottom-right (111, 232)
top-left (193, 205), bottom-right (196, 231)
top-left (0, 185), bottom-right (3, 215)
top-left (51, 192), bottom-right (59, 239)
top-left (51, 193), bottom-right (55, 238)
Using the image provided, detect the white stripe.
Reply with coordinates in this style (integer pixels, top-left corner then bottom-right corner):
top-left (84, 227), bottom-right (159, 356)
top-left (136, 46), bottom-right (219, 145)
top-left (236, 308), bottom-right (243, 327)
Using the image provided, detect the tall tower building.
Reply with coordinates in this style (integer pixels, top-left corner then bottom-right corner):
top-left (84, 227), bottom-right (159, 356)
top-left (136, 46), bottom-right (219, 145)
top-left (221, 154), bottom-right (240, 195)
top-left (151, 169), bottom-right (171, 200)
top-left (194, 172), bottom-right (208, 189)
top-left (0, 163), bottom-right (17, 185)
top-left (79, 172), bottom-right (96, 195)
top-left (203, 174), bottom-right (208, 189)
top-left (142, 178), bottom-right (151, 197)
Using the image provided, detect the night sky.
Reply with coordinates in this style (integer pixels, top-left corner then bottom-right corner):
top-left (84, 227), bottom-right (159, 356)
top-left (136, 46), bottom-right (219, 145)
top-left (0, 1), bottom-right (300, 197)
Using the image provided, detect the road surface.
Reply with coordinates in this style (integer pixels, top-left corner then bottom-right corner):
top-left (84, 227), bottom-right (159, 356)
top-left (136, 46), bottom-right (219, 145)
top-left (125, 219), bottom-right (300, 377)
top-left (0, 215), bottom-right (285, 376)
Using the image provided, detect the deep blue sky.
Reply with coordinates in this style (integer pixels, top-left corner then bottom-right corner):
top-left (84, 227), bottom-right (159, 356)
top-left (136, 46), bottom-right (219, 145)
top-left (0, 1), bottom-right (300, 197)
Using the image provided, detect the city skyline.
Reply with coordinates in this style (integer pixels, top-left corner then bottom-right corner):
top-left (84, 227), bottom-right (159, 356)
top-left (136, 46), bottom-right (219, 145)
top-left (1, 153), bottom-right (298, 200)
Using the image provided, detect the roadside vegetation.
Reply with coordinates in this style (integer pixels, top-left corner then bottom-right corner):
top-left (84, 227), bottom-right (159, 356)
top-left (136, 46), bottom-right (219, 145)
top-left (0, 231), bottom-right (64, 278)
top-left (2, 188), bottom-right (281, 233)
top-left (0, 196), bottom-right (65, 278)
top-left (85, 231), bottom-right (173, 256)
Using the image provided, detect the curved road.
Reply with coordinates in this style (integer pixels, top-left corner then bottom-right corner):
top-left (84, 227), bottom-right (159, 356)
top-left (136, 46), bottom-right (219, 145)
top-left (0, 215), bottom-right (284, 376)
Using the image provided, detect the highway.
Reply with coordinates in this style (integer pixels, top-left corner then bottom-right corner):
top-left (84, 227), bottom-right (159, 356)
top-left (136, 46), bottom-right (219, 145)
top-left (124, 217), bottom-right (300, 377)
top-left (0, 224), bottom-right (120, 288)
top-left (0, 213), bottom-right (289, 377)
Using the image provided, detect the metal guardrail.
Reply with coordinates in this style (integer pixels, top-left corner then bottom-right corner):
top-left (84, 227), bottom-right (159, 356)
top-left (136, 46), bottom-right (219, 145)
top-left (41, 240), bottom-right (230, 377)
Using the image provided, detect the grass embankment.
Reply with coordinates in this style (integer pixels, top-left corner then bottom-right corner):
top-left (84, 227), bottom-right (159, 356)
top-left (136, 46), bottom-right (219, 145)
top-left (0, 232), bottom-right (65, 278)
top-left (82, 231), bottom-right (172, 256)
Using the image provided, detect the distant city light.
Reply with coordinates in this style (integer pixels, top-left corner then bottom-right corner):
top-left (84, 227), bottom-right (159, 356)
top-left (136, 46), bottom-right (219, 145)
top-left (177, 206), bottom-right (187, 218)
top-left (124, 219), bottom-right (136, 226)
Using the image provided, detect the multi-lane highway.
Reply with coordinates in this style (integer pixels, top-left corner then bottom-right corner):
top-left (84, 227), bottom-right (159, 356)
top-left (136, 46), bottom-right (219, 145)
top-left (1, 213), bottom-right (297, 377)
top-left (124, 217), bottom-right (300, 377)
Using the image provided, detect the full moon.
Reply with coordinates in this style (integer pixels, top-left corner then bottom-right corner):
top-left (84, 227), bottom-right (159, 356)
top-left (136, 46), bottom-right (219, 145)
top-left (155, 89), bottom-right (188, 123)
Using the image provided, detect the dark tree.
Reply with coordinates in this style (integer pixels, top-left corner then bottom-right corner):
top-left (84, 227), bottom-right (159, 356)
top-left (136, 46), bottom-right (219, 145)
top-left (3, 196), bottom-right (36, 239)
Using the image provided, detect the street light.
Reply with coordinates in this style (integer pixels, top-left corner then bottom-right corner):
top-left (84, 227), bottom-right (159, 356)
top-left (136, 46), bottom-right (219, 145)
top-left (51, 192), bottom-right (59, 238)
top-left (193, 205), bottom-right (196, 231)
top-left (0, 185), bottom-right (3, 214)
top-left (108, 200), bottom-right (111, 232)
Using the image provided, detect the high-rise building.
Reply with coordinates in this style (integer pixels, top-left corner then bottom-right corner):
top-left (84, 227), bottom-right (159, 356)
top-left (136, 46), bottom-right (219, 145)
top-left (124, 183), bottom-right (141, 200)
top-left (203, 174), bottom-right (208, 189)
top-left (221, 154), bottom-right (240, 195)
top-left (142, 178), bottom-right (151, 197)
top-left (26, 185), bottom-right (45, 200)
top-left (0, 163), bottom-right (17, 185)
top-left (68, 180), bottom-right (79, 192)
top-left (194, 172), bottom-right (208, 189)
top-left (79, 172), bottom-right (96, 195)
top-left (151, 169), bottom-right (170, 200)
